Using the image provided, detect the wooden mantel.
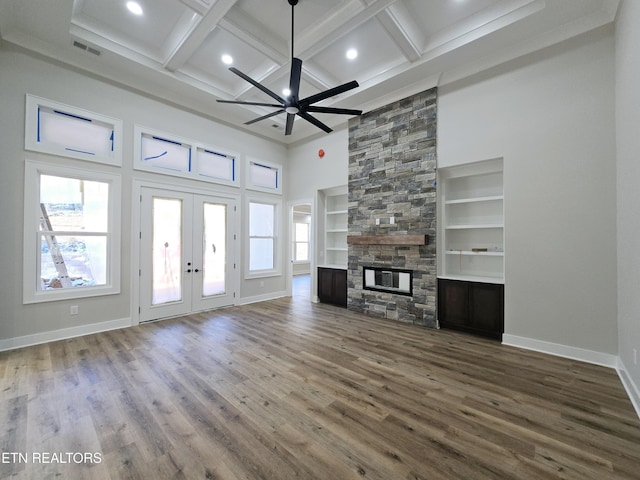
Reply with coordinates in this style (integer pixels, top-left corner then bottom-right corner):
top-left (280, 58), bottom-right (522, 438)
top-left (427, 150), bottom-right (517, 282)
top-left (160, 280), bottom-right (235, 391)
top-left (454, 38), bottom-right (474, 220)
top-left (347, 234), bottom-right (428, 246)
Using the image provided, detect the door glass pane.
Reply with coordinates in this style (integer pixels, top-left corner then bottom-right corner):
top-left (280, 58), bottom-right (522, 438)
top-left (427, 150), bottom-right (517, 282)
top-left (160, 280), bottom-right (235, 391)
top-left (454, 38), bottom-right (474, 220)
top-left (203, 202), bottom-right (226, 296)
top-left (152, 197), bottom-right (182, 305)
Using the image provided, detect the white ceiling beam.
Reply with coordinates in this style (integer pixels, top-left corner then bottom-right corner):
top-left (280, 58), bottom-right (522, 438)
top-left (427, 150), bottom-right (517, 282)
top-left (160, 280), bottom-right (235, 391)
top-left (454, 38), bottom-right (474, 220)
top-left (376, 3), bottom-right (422, 62)
top-left (177, 0), bottom-right (209, 16)
top-left (163, 0), bottom-right (238, 72)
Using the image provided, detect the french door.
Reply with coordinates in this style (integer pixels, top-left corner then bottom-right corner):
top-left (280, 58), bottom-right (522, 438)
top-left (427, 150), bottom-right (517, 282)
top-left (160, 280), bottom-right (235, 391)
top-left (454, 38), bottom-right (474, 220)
top-left (139, 187), bottom-right (237, 322)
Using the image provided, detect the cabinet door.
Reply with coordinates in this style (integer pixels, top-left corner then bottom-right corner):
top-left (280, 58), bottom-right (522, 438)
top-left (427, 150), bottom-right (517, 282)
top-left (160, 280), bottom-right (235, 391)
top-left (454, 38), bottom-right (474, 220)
top-left (333, 269), bottom-right (347, 307)
top-left (438, 279), bottom-right (470, 328)
top-left (318, 268), bottom-right (334, 304)
top-left (317, 267), bottom-right (347, 308)
top-left (438, 278), bottom-right (503, 340)
top-left (469, 283), bottom-right (504, 338)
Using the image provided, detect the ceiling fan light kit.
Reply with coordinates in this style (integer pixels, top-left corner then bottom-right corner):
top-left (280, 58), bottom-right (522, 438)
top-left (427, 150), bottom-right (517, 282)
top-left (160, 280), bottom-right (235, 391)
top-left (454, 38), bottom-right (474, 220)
top-left (217, 0), bottom-right (362, 135)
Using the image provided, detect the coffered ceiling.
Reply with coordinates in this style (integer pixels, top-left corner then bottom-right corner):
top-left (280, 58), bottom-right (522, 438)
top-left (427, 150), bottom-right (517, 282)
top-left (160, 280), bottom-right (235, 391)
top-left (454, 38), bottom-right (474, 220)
top-left (0, 0), bottom-right (619, 144)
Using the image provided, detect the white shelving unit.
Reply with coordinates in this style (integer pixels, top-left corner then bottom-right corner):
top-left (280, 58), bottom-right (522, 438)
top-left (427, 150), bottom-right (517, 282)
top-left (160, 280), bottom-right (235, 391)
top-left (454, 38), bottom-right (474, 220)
top-left (438, 159), bottom-right (504, 284)
top-left (318, 186), bottom-right (348, 269)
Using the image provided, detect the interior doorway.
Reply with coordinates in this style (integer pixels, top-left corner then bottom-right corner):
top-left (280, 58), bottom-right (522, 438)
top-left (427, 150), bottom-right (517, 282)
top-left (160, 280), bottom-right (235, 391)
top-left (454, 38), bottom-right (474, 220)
top-left (289, 201), bottom-right (313, 300)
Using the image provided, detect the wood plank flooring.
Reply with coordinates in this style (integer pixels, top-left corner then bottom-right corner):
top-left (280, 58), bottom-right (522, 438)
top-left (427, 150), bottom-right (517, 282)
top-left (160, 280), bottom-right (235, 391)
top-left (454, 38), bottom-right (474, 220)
top-left (1, 297), bottom-right (639, 479)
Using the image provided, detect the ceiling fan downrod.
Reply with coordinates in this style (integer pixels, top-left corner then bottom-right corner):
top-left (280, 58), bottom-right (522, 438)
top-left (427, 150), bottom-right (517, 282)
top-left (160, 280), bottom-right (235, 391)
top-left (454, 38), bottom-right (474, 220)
top-left (289, 0), bottom-right (298, 62)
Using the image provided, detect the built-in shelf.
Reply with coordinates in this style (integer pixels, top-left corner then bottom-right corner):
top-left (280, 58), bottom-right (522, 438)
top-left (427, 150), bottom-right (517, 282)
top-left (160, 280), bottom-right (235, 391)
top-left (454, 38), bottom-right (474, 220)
top-left (438, 274), bottom-right (505, 285)
top-left (445, 250), bottom-right (504, 257)
top-left (347, 234), bottom-right (428, 246)
top-left (438, 159), bottom-right (504, 283)
top-left (319, 186), bottom-right (348, 269)
top-left (444, 195), bottom-right (503, 205)
top-left (445, 224), bottom-right (503, 230)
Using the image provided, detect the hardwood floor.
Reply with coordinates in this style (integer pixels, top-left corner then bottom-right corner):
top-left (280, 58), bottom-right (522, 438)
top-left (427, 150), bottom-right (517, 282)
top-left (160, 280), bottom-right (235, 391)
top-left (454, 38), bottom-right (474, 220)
top-left (1, 297), bottom-right (639, 479)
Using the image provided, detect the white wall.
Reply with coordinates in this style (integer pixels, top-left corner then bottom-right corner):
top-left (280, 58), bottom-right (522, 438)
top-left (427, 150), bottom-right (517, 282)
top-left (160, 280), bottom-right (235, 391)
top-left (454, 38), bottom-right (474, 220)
top-left (438, 27), bottom-right (618, 357)
top-left (286, 129), bottom-right (349, 200)
top-left (0, 44), bottom-right (287, 345)
top-left (287, 128), bottom-right (349, 299)
top-left (615, 0), bottom-right (640, 406)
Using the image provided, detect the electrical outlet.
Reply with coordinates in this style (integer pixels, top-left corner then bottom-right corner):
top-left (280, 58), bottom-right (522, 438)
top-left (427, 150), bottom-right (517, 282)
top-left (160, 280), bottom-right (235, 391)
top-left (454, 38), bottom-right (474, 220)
top-left (70, 305), bottom-right (79, 315)
top-left (390, 216), bottom-right (395, 224)
top-left (259, 281), bottom-right (264, 288)
top-left (634, 349), bottom-right (638, 366)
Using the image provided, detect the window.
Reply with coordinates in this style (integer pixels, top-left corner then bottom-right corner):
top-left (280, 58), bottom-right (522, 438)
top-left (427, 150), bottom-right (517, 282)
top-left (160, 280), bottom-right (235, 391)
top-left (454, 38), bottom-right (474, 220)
top-left (294, 222), bottom-right (309, 262)
top-left (24, 94), bottom-right (123, 166)
top-left (140, 132), bottom-right (192, 173)
top-left (247, 199), bottom-right (281, 277)
top-left (196, 147), bottom-right (235, 184)
top-left (246, 158), bottom-right (282, 194)
top-left (24, 160), bottom-right (121, 303)
top-left (134, 125), bottom-right (239, 187)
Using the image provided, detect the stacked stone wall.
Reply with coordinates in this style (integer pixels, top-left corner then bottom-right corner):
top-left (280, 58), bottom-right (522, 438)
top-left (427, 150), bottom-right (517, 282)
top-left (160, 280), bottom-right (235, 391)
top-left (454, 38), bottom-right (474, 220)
top-left (347, 88), bottom-right (437, 327)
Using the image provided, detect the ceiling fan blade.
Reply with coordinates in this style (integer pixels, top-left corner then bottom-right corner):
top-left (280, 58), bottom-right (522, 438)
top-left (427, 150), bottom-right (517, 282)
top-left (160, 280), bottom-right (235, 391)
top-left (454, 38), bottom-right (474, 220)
top-left (228, 67), bottom-right (285, 104)
top-left (300, 80), bottom-right (359, 106)
top-left (217, 100), bottom-right (283, 108)
top-left (297, 111), bottom-right (333, 133)
top-left (245, 109), bottom-right (285, 125)
top-left (285, 113), bottom-right (295, 135)
top-left (289, 58), bottom-right (303, 99)
top-left (305, 106), bottom-right (363, 116)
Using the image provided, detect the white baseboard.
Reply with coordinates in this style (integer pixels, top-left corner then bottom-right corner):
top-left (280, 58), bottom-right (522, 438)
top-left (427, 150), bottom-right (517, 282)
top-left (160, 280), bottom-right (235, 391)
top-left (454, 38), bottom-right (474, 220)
top-left (502, 334), bottom-right (618, 368)
top-left (616, 358), bottom-right (640, 419)
top-left (0, 317), bottom-right (132, 352)
top-left (502, 334), bottom-right (640, 419)
top-left (237, 290), bottom-right (288, 306)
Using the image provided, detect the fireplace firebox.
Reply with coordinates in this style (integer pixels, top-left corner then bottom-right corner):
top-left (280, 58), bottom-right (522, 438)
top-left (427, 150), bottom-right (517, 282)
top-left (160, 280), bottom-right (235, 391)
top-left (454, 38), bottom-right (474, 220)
top-left (363, 266), bottom-right (413, 296)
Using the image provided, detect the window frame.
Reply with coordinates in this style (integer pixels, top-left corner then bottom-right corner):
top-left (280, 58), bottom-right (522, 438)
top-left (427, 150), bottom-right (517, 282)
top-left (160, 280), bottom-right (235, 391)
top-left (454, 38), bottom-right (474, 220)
top-left (23, 159), bottom-right (122, 303)
top-left (24, 94), bottom-right (123, 166)
top-left (245, 195), bottom-right (282, 279)
top-left (133, 125), bottom-right (239, 187)
top-left (246, 157), bottom-right (282, 194)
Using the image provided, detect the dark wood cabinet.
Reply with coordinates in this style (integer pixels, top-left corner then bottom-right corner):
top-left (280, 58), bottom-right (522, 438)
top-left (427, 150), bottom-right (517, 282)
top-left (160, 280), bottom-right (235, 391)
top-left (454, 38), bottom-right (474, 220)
top-left (438, 278), bottom-right (504, 340)
top-left (318, 267), bottom-right (347, 308)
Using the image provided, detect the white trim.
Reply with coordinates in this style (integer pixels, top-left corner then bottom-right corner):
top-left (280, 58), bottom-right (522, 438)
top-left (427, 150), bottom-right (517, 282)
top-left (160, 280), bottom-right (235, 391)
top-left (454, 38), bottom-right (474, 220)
top-left (25, 94), bottom-right (123, 166)
top-left (0, 317), bottom-right (131, 352)
top-left (288, 198), bottom-right (315, 298)
top-left (245, 157), bottom-right (283, 194)
top-left (133, 124), bottom-right (240, 187)
top-left (238, 291), bottom-right (288, 306)
top-left (131, 179), bottom-right (241, 325)
top-left (502, 334), bottom-right (618, 368)
top-left (617, 358), bottom-right (640, 419)
top-left (245, 194), bottom-right (283, 279)
top-left (23, 159), bottom-right (122, 304)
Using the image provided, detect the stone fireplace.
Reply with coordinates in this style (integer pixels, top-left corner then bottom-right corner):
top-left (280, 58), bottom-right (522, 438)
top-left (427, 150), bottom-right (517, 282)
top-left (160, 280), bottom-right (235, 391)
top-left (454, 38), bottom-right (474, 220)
top-left (347, 88), bottom-right (437, 327)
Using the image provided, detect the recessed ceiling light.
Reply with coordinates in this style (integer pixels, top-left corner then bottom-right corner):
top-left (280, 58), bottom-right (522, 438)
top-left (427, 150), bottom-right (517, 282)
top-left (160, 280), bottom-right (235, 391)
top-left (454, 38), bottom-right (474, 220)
top-left (346, 48), bottom-right (358, 60)
top-left (126, 1), bottom-right (143, 15)
top-left (282, 88), bottom-right (291, 97)
top-left (221, 54), bottom-right (233, 65)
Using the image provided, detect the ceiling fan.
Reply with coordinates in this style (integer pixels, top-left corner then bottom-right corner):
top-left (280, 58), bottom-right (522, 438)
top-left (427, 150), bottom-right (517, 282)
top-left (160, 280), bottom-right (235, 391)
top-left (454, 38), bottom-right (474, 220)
top-left (217, 0), bottom-right (363, 135)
